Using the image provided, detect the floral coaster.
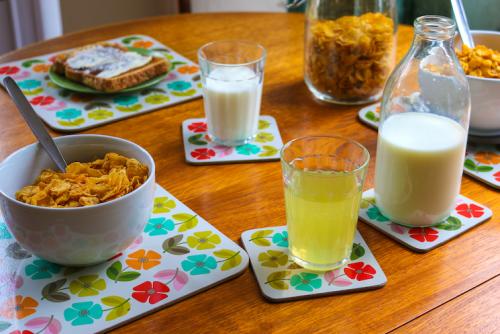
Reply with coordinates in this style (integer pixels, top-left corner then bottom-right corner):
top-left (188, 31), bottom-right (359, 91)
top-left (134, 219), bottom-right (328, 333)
top-left (0, 184), bottom-right (248, 333)
top-left (358, 103), bottom-right (500, 189)
top-left (359, 189), bottom-right (493, 252)
top-left (182, 116), bottom-right (283, 164)
top-left (241, 227), bottom-right (386, 302)
top-left (0, 35), bottom-right (202, 132)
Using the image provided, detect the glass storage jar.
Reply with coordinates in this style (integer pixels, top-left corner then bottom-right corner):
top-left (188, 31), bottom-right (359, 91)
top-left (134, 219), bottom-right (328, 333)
top-left (304, 0), bottom-right (397, 105)
top-left (374, 16), bottom-right (471, 227)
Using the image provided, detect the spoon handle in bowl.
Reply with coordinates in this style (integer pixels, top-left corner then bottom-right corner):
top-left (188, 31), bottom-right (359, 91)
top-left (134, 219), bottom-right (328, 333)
top-left (451, 0), bottom-right (475, 48)
top-left (3, 76), bottom-right (68, 172)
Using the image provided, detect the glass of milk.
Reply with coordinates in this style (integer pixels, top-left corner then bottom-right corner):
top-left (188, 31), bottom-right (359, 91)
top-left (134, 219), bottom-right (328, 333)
top-left (281, 136), bottom-right (370, 271)
top-left (198, 41), bottom-right (266, 146)
top-left (375, 16), bottom-right (471, 227)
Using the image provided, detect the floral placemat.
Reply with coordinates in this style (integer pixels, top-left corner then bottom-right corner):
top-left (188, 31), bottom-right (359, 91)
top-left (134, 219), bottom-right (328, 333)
top-left (359, 189), bottom-right (493, 252)
top-left (0, 35), bottom-right (202, 132)
top-left (0, 184), bottom-right (248, 333)
top-left (358, 103), bottom-right (500, 189)
top-left (241, 227), bottom-right (386, 302)
top-left (182, 116), bottom-right (283, 164)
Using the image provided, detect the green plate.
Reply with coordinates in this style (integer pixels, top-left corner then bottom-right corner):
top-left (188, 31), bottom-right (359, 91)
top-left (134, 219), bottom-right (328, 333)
top-left (48, 68), bottom-right (167, 94)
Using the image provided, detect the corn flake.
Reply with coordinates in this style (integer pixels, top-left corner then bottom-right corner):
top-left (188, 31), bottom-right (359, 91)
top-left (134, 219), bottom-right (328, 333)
top-left (456, 44), bottom-right (500, 79)
top-left (16, 153), bottom-right (149, 208)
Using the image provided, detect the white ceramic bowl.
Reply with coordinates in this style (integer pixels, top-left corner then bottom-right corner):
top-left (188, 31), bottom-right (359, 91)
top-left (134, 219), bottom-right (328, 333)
top-left (456, 30), bottom-right (500, 136)
top-left (0, 135), bottom-right (155, 266)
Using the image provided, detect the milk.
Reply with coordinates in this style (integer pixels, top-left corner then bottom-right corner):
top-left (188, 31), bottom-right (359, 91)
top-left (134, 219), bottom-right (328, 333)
top-left (203, 67), bottom-right (262, 145)
top-left (375, 112), bottom-right (467, 226)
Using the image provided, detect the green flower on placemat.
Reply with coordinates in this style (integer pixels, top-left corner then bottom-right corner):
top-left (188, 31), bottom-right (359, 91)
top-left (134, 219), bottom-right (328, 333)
top-left (236, 144), bottom-right (261, 156)
top-left (187, 231), bottom-right (221, 250)
top-left (64, 301), bottom-right (103, 326)
top-left (258, 250), bottom-right (288, 268)
top-left (18, 79), bottom-right (43, 95)
top-left (152, 197), bottom-right (176, 214)
top-left (366, 206), bottom-right (389, 222)
top-left (56, 108), bottom-right (81, 120)
top-left (88, 109), bottom-right (113, 120)
top-left (113, 95), bottom-right (142, 112)
top-left (254, 132), bottom-right (274, 143)
top-left (167, 80), bottom-right (196, 97)
top-left (181, 254), bottom-right (217, 275)
top-left (145, 217), bottom-right (175, 236)
top-left (290, 272), bottom-right (322, 292)
top-left (272, 231), bottom-right (288, 247)
top-left (69, 275), bottom-right (106, 297)
top-left (25, 259), bottom-right (61, 280)
top-left (145, 94), bottom-right (170, 104)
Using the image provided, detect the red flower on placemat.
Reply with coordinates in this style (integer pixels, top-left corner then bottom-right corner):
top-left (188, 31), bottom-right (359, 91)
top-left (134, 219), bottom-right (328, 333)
top-left (132, 281), bottom-right (169, 304)
top-left (455, 203), bottom-right (484, 218)
top-left (409, 227), bottom-right (439, 242)
top-left (494, 171), bottom-right (500, 182)
top-left (9, 330), bottom-right (34, 334)
top-left (344, 262), bottom-right (376, 281)
top-left (188, 122), bottom-right (207, 133)
top-left (0, 66), bottom-right (20, 75)
top-left (191, 148), bottom-right (216, 160)
top-left (30, 96), bottom-right (55, 106)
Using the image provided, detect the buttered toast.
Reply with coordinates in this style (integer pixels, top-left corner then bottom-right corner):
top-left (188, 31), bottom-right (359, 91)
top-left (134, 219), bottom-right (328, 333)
top-left (52, 43), bottom-right (168, 92)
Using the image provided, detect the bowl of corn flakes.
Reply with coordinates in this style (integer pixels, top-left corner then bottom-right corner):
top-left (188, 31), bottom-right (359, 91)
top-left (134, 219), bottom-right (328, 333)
top-left (0, 135), bottom-right (155, 265)
top-left (455, 30), bottom-right (500, 136)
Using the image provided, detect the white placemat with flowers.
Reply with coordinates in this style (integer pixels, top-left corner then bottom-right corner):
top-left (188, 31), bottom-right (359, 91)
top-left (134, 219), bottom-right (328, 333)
top-left (0, 35), bottom-right (202, 132)
top-left (0, 184), bottom-right (248, 333)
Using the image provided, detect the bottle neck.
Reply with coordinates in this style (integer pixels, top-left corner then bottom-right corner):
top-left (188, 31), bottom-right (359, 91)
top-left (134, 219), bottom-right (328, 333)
top-left (414, 15), bottom-right (456, 42)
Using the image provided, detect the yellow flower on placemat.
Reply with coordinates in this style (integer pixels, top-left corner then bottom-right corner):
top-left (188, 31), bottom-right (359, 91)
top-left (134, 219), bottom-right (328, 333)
top-left (69, 275), bottom-right (106, 297)
top-left (187, 231), bottom-right (221, 250)
top-left (474, 151), bottom-right (500, 165)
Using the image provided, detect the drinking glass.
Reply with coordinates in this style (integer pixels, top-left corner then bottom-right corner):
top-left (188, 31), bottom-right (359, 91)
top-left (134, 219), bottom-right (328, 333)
top-left (281, 136), bottom-right (370, 271)
top-left (198, 41), bottom-right (266, 146)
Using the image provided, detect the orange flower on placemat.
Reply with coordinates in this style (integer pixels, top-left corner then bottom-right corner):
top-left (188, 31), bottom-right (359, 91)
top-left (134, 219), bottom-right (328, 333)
top-left (126, 249), bottom-right (161, 270)
top-left (0, 295), bottom-right (38, 319)
top-left (177, 65), bottom-right (199, 74)
top-left (32, 63), bottom-right (51, 73)
top-left (132, 40), bottom-right (153, 48)
top-left (474, 151), bottom-right (500, 165)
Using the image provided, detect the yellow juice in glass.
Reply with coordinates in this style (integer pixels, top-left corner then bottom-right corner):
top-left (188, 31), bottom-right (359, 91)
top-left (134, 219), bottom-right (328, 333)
top-left (285, 170), bottom-right (362, 271)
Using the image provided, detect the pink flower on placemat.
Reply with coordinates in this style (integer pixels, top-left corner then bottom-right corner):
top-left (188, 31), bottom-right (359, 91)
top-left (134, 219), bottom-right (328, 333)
top-left (188, 122), bottom-right (207, 133)
top-left (30, 96), bottom-right (55, 106)
top-left (324, 268), bottom-right (352, 286)
top-left (25, 316), bottom-right (62, 334)
top-left (0, 66), bottom-right (20, 75)
top-left (408, 227), bottom-right (439, 242)
top-left (44, 101), bottom-right (67, 112)
top-left (390, 223), bottom-right (406, 235)
top-left (213, 145), bottom-right (234, 158)
top-left (154, 268), bottom-right (189, 291)
top-left (494, 171), bottom-right (500, 182)
top-left (12, 71), bottom-right (31, 80)
top-left (191, 148), bottom-right (216, 160)
top-left (344, 262), bottom-right (376, 281)
top-left (166, 72), bottom-right (177, 81)
top-left (132, 281), bottom-right (169, 304)
top-left (455, 203), bottom-right (484, 218)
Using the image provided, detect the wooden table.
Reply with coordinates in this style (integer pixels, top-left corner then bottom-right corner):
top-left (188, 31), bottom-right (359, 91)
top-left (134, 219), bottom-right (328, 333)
top-left (1, 13), bottom-right (498, 333)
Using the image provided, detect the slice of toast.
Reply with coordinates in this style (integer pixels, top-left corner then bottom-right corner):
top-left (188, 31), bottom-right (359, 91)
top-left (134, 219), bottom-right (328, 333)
top-left (52, 43), bottom-right (169, 93)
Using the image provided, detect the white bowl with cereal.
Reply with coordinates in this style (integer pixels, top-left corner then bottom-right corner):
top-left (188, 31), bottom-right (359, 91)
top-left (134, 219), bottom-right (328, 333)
top-left (0, 135), bottom-right (155, 266)
top-left (455, 30), bottom-right (500, 137)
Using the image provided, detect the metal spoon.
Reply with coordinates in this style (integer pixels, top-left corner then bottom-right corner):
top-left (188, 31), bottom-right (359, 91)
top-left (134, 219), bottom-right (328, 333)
top-left (451, 0), bottom-right (475, 48)
top-left (3, 76), bottom-right (68, 171)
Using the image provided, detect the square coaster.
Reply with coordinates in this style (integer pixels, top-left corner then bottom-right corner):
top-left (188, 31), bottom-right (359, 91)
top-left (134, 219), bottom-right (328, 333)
top-left (0, 34), bottom-right (202, 132)
top-left (358, 103), bottom-right (500, 189)
top-left (182, 115), bottom-right (283, 164)
top-left (464, 144), bottom-right (500, 189)
top-left (241, 226), bottom-right (386, 302)
top-left (0, 184), bottom-right (248, 333)
top-left (359, 189), bottom-right (493, 252)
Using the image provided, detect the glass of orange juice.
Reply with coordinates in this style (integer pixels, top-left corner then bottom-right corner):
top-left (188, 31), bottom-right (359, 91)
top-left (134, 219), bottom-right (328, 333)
top-left (280, 136), bottom-right (370, 271)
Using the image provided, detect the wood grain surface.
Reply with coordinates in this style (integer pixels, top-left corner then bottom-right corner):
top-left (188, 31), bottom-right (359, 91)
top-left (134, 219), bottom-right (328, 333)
top-left (0, 13), bottom-right (498, 334)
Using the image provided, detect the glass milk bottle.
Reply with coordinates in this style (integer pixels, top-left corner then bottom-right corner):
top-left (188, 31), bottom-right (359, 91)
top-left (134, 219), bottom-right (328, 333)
top-left (374, 16), bottom-right (470, 227)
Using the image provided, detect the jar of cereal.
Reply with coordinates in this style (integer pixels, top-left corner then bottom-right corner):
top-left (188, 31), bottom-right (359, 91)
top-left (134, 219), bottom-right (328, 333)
top-left (304, 0), bottom-right (397, 104)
